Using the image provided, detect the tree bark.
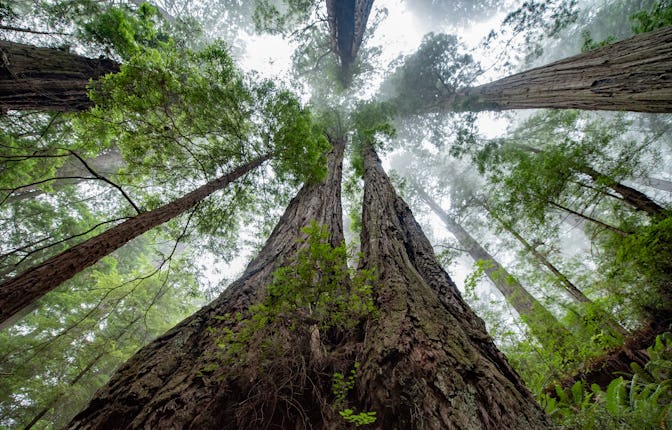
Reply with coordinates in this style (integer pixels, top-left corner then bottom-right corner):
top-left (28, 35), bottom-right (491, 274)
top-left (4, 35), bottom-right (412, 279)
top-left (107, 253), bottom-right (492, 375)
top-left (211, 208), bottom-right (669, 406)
top-left (413, 184), bottom-right (571, 348)
top-left (326, 0), bottom-right (374, 77)
top-left (0, 155), bottom-right (269, 329)
top-left (356, 146), bottom-right (552, 429)
top-left (448, 25), bottom-right (672, 113)
top-left (66, 141), bottom-right (346, 429)
top-left (0, 40), bottom-right (119, 112)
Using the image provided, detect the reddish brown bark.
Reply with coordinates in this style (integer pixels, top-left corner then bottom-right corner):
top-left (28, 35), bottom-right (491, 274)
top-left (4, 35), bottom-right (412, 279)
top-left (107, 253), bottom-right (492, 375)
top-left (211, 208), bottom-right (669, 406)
top-left (325, 0), bottom-right (374, 77)
top-left (448, 25), bottom-right (672, 113)
top-left (0, 155), bottom-right (269, 329)
top-left (356, 147), bottom-right (552, 429)
top-left (0, 40), bottom-right (119, 112)
top-left (66, 141), bottom-right (345, 429)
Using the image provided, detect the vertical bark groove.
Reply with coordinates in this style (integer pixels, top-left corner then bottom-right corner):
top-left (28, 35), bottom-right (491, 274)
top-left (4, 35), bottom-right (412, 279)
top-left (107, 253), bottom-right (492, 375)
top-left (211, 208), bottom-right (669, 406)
top-left (356, 147), bottom-right (552, 429)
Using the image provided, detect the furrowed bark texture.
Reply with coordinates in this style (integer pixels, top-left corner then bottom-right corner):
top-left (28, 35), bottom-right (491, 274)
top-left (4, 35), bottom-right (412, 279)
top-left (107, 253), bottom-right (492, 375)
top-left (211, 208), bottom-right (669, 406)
top-left (413, 185), bottom-right (571, 348)
top-left (326, 0), bottom-right (374, 73)
top-left (451, 25), bottom-right (672, 113)
top-left (66, 142), bottom-right (345, 429)
top-left (0, 40), bottom-right (119, 112)
top-left (356, 147), bottom-right (552, 429)
top-left (0, 155), bottom-right (269, 329)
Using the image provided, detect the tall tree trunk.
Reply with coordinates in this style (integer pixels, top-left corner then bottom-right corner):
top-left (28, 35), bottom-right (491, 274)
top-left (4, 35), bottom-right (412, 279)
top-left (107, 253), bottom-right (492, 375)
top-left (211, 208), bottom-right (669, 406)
top-left (516, 143), bottom-right (666, 217)
top-left (448, 25), bottom-right (672, 113)
top-left (325, 0), bottom-right (374, 78)
top-left (0, 40), bottom-right (119, 112)
top-left (0, 155), bottom-right (269, 329)
top-left (355, 146), bottom-right (552, 428)
top-left (413, 185), bottom-right (571, 345)
top-left (487, 208), bottom-right (630, 337)
top-left (66, 141), bottom-right (346, 429)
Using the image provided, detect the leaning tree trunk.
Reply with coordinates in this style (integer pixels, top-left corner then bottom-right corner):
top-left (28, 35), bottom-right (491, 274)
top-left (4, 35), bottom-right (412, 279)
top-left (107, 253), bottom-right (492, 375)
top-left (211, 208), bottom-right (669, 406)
top-left (413, 184), bottom-right (572, 349)
top-left (66, 141), bottom-right (346, 429)
top-left (487, 208), bottom-right (630, 337)
top-left (448, 25), bottom-right (672, 113)
top-left (0, 154), bottom-right (269, 330)
top-left (355, 146), bottom-right (552, 429)
top-left (518, 144), bottom-right (666, 218)
top-left (0, 40), bottom-right (119, 112)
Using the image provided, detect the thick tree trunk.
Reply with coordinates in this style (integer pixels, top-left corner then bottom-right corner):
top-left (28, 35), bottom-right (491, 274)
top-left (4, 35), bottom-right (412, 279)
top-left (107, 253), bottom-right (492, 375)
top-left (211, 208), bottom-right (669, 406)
top-left (325, 0), bottom-right (374, 77)
top-left (413, 185), bottom-right (571, 348)
top-left (66, 141), bottom-right (345, 429)
top-left (0, 155), bottom-right (269, 329)
top-left (0, 40), bottom-right (119, 112)
top-left (449, 25), bottom-right (672, 113)
top-left (356, 147), bottom-right (552, 429)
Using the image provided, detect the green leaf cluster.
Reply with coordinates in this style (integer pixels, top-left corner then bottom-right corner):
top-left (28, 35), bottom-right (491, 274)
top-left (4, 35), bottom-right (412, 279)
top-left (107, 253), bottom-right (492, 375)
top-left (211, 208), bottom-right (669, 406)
top-left (208, 221), bottom-right (377, 367)
top-left (333, 362), bottom-right (377, 427)
top-left (541, 333), bottom-right (672, 429)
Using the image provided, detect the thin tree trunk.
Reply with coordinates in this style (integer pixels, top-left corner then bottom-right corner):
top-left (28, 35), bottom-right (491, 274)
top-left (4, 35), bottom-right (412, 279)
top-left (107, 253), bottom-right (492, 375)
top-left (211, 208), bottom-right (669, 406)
top-left (66, 141), bottom-right (346, 429)
top-left (412, 184), bottom-right (571, 348)
top-left (0, 155), bottom-right (269, 329)
top-left (487, 209), bottom-right (630, 337)
top-left (4, 148), bottom-right (125, 203)
top-left (0, 40), bottom-right (119, 112)
top-left (516, 143), bottom-right (665, 218)
top-left (448, 25), bottom-right (672, 113)
top-left (580, 166), bottom-right (665, 218)
top-left (548, 200), bottom-right (630, 236)
top-left (325, 0), bottom-right (374, 77)
top-left (356, 146), bottom-right (552, 428)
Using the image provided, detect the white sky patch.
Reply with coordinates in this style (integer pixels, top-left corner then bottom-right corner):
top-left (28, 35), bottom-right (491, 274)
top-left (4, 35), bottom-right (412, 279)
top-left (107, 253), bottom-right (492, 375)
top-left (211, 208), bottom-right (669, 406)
top-left (238, 32), bottom-right (296, 79)
top-left (370, 0), bottom-right (425, 63)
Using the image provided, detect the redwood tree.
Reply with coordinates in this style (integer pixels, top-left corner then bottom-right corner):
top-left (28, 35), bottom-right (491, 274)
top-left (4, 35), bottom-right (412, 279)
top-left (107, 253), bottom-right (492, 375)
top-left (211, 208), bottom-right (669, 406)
top-left (0, 40), bottom-right (119, 112)
top-left (66, 140), bottom-right (347, 429)
top-left (0, 155), bottom-right (269, 329)
top-left (66, 140), bottom-right (553, 428)
top-left (451, 25), bottom-right (672, 113)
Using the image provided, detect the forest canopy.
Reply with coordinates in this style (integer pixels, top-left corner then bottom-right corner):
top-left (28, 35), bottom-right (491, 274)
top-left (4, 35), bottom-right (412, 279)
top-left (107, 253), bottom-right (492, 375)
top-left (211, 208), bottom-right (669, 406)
top-left (1, 0), bottom-right (672, 428)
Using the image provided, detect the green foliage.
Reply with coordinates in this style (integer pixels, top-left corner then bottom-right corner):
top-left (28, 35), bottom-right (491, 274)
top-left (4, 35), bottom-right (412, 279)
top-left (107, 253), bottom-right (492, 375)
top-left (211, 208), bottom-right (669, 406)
top-left (384, 33), bottom-right (481, 115)
top-left (208, 221), bottom-right (377, 366)
top-left (541, 333), bottom-right (672, 429)
top-left (253, 0), bottom-right (320, 35)
top-left (79, 3), bottom-right (166, 59)
top-left (349, 101), bottom-right (396, 176)
top-left (0, 234), bottom-right (201, 428)
top-left (255, 84), bottom-right (331, 184)
top-left (333, 362), bottom-right (377, 427)
top-left (631, 0), bottom-right (672, 33)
